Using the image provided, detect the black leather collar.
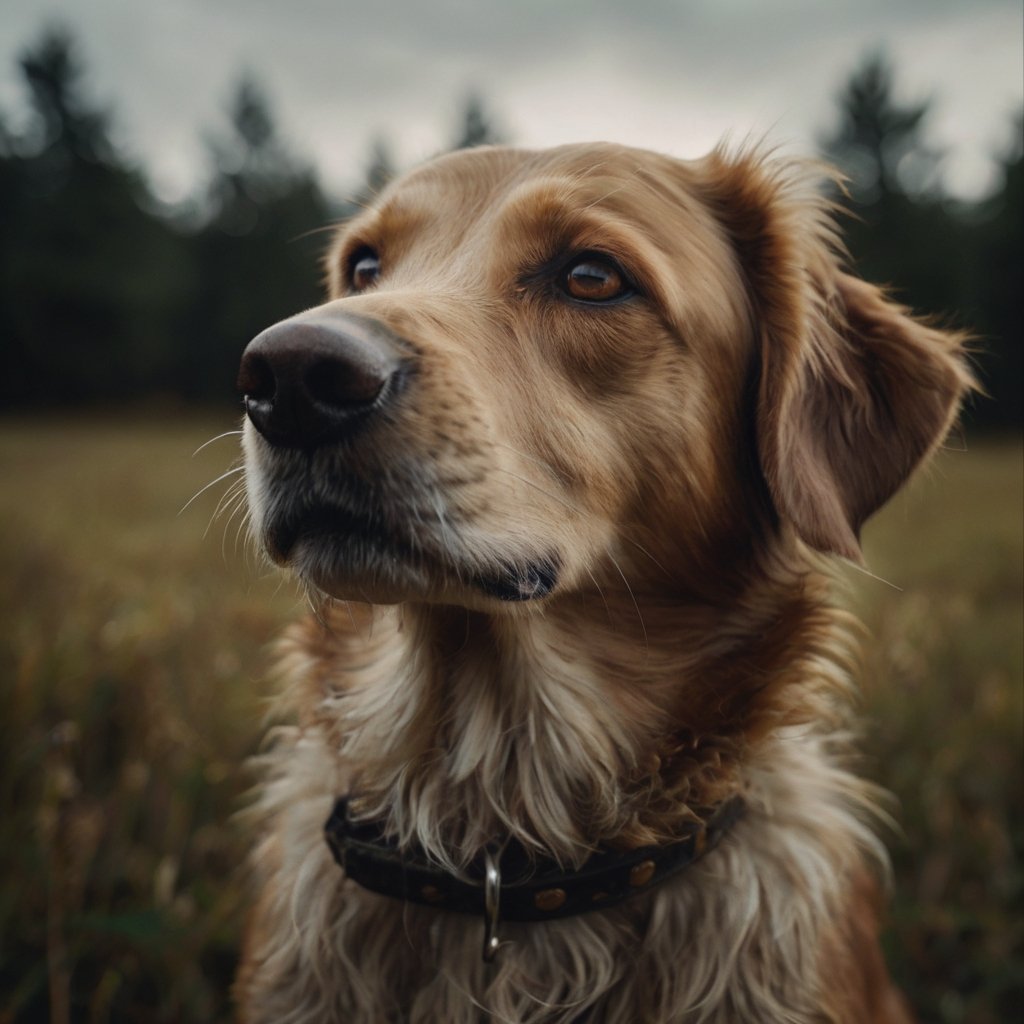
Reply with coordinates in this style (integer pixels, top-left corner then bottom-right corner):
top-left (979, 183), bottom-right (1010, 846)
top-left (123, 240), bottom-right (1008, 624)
top-left (324, 794), bottom-right (745, 957)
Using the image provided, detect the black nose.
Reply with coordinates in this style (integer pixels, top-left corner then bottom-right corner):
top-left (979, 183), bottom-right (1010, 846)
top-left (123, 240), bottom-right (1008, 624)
top-left (238, 311), bottom-right (405, 449)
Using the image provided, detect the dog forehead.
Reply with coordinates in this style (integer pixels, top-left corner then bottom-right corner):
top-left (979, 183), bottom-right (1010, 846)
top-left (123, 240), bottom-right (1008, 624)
top-left (332, 142), bottom-right (745, 339)
top-left (386, 142), bottom-right (690, 207)
top-left (366, 142), bottom-right (717, 258)
top-left (375, 147), bottom-right (531, 218)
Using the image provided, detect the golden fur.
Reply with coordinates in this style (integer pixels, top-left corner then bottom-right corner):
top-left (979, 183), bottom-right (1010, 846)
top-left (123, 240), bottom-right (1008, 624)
top-left (233, 142), bottom-right (971, 1022)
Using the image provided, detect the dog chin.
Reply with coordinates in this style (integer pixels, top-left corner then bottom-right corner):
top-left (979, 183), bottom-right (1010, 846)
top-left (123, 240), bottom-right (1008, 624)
top-left (273, 531), bottom-right (560, 608)
top-left (275, 535), bottom-right (428, 604)
top-left (257, 497), bottom-right (562, 606)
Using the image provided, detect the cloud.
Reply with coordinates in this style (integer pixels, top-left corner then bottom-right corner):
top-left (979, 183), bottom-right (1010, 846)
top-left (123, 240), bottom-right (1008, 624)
top-left (1, 0), bottom-right (1020, 201)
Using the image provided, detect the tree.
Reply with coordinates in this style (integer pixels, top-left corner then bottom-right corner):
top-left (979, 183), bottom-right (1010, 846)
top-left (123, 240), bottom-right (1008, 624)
top-left (203, 73), bottom-right (311, 233)
top-left (353, 135), bottom-right (396, 208)
top-left (0, 25), bottom-right (186, 407)
top-left (969, 112), bottom-right (1023, 430)
top-left (18, 24), bottom-right (115, 166)
top-left (819, 54), bottom-right (966, 335)
top-left (451, 93), bottom-right (503, 150)
top-left (820, 53), bottom-right (1020, 432)
top-left (822, 51), bottom-right (941, 205)
top-left (180, 74), bottom-right (331, 401)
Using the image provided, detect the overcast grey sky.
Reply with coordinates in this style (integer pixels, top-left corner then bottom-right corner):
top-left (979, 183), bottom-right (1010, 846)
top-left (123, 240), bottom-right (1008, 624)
top-left (1, 0), bottom-right (1021, 203)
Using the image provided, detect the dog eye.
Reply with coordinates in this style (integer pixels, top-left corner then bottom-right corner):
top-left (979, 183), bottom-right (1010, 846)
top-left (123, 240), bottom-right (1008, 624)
top-left (349, 249), bottom-right (380, 292)
top-left (562, 255), bottom-right (629, 303)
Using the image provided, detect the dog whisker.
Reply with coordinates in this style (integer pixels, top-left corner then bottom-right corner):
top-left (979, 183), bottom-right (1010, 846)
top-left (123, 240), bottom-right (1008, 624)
top-left (180, 465), bottom-right (244, 516)
top-left (289, 221), bottom-right (348, 245)
top-left (491, 462), bottom-right (670, 580)
top-left (492, 441), bottom-right (572, 486)
top-left (192, 429), bottom-right (244, 457)
top-left (204, 473), bottom-right (246, 540)
top-left (491, 466), bottom-right (582, 518)
top-left (606, 550), bottom-right (648, 655)
top-left (847, 561), bottom-right (903, 592)
top-left (619, 536), bottom-right (672, 579)
top-left (584, 565), bottom-right (614, 625)
top-left (219, 486), bottom-right (250, 559)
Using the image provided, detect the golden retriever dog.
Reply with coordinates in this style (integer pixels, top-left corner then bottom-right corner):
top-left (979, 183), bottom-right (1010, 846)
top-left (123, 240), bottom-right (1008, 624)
top-left (233, 142), bottom-right (970, 1023)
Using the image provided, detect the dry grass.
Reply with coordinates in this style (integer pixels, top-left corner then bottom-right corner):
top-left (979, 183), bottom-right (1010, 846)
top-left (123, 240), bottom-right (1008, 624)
top-left (0, 418), bottom-right (1020, 1023)
top-left (853, 439), bottom-right (1023, 1022)
top-left (0, 416), bottom-right (298, 1023)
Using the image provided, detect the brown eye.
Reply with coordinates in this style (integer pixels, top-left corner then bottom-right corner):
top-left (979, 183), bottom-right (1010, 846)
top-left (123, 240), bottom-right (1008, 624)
top-left (563, 255), bottom-right (629, 302)
top-left (350, 249), bottom-right (380, 291)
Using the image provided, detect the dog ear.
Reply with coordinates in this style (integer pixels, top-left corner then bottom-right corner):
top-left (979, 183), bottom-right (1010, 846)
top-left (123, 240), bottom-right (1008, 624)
top-left (701, 151), bottom-right (973, 561)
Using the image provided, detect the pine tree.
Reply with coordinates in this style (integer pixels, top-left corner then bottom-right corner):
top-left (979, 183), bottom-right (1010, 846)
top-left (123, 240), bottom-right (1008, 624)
top-left (821, 51), bottom-right (940, 205)
top-left (181, 74), bottom-right (330, 401)
top-left (356, 135), bottom-right (396, 206)
top-left (0, 25), bottom-right (184, 407)
top-left (971, 112), bottom-right (1023, 429)
top-left (452, 93), bottom-right (503, 150)
top-left (819, 52), bottom-right (965, 340)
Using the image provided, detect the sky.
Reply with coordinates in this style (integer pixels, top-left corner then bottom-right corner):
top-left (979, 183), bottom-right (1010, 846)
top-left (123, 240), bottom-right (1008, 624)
top-left (1, 0), bottom-right (1021, 204)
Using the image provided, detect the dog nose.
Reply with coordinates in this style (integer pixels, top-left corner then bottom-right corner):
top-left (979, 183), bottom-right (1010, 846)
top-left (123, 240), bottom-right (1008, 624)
top-left (238, 312), bottom-right (404, 449)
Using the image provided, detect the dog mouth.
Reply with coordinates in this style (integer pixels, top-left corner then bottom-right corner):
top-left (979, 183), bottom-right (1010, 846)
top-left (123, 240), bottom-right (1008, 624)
top-left (268, 502), bottom-right (410, 565)
top-left (265, 500), bottom-right (560, 603)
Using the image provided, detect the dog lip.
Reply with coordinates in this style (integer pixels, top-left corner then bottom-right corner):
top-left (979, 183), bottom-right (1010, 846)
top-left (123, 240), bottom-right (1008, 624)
top-left (266, 502), bottom-right (559, 603)
top-left (268, 502), bottom-right (406, 562)
top-left (474, 558), bottom-right (560, 602)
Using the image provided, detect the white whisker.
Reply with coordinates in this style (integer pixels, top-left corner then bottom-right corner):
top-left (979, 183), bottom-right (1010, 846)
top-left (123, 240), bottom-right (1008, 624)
top-left (492, 441), bottom-right (572, 485)
top-left (584, 565), bottom-right (613, 625)
top-left (621, 536), bottom-right (671, 578)
top-left (205, 474), bottom-right (246, 539)
top-left (231, 502), bottom-right (252, 557)
top-left (217, 487), bottom-right (249, 558)
top-left (179, 466), bottom-right (244, 516)
top-left (848, 561), bottom-right (903, 592)
top-left (607, 551), bottom-right (648, 653)
top-left (192, 429), bottom-right (244, 457)
top-left (492, 467), bottom-right (583, 517)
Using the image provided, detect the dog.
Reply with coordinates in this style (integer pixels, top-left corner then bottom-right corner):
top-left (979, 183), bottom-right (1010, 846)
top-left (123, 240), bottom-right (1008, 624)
top-left (232, 141), bottom-right (970, 1023)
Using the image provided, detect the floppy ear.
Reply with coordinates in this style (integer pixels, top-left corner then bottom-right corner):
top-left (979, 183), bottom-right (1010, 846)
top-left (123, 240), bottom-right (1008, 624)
top-left (701, 151), bottom-right (973, 561)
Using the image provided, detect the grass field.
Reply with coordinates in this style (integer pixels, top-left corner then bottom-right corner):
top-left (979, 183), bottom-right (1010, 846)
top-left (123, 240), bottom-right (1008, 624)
top-left (0, 417), bottom-right (1020, 1023)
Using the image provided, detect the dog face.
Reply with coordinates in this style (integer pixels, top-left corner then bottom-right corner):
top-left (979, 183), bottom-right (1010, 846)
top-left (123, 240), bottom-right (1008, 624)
top-left (238, 143), bottom-right (968, 608)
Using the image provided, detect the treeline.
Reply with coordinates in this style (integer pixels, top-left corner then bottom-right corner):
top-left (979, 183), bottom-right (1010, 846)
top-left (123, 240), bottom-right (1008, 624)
top-left (0, 27), bottom-right (1019, 428)
top-left (820, 55), bottom-right (1022, 431)
top-left (0, 27), bottom-right (509, 411)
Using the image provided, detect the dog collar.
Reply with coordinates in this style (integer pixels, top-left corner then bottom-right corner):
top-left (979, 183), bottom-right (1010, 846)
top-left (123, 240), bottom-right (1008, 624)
top-left (324, 794), bottom-right (745, 961)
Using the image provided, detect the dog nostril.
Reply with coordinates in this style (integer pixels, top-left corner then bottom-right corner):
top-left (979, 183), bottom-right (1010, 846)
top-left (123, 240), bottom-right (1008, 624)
top-left (305, 356), bottom-right (387, 408)
top-left (238, 352), bottom-right (276, 403)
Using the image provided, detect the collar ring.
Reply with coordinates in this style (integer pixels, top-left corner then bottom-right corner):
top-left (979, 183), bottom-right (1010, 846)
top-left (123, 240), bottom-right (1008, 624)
top-left (482, 848), bottom-right (501, 962)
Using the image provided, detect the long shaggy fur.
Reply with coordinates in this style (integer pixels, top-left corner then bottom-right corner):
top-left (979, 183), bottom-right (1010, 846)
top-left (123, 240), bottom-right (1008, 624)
top-left (233, 142), bottom-right (971, 1023)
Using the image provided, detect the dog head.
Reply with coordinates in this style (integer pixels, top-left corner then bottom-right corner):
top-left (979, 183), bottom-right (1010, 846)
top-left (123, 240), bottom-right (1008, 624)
top-left (238, 143), bottom-right (970, 607)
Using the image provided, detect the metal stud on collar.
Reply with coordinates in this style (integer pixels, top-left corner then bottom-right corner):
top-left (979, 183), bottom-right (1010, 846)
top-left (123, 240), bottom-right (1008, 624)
top-left (482, 848), bottom-right (501, 962)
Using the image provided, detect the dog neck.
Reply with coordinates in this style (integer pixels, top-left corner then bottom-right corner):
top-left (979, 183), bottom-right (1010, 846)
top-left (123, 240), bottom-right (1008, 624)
top-left (297, 556), bottom-right (843, 870)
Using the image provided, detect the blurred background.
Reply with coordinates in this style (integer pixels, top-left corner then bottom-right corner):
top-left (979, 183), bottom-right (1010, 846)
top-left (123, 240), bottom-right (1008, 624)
top-left (0, 1), bottom-right (1020, 1022)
